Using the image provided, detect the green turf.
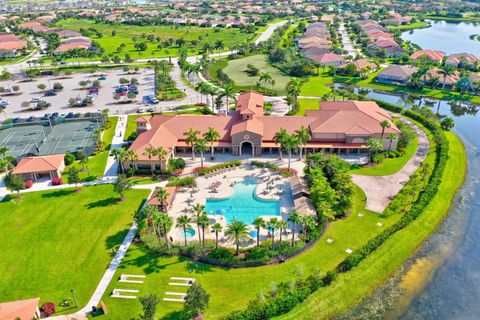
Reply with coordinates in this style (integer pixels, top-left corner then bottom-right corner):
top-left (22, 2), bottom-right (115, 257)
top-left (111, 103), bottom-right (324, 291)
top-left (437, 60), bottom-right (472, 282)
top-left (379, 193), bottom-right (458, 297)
top-left (0, 185), bottom-right (150, 313)
top-left (222, 54), bottom-right (292, 95)
top-left (387, 21), bottom-right (429, 31)
top-left (54, 18), bottom-right (253, 60)
top-left (279, 131), bottom-right (465, 319)
top-left (299, 71), bottom-right (333, 97)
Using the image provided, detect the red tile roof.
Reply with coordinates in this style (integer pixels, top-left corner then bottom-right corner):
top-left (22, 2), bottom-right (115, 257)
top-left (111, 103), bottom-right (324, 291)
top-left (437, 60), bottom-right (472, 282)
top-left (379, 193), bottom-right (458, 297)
top-left (13, 154), bottom-right (65, 174)
top-left (54, 42), bottom-right (90, 53)
top-left (0, 298), bottom-right (39, 319)
top-left (411, 50), bottom-right (445, 62)
top-left (0, 40), bottom-right (27, 50)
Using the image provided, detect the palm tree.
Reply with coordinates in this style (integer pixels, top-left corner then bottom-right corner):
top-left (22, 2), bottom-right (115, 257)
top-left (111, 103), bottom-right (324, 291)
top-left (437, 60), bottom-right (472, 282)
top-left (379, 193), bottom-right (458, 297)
top-left (277, 220), bottom-right (287, 243)
top-left (224, 218), bottom-right (249, 255)
top-left (286, 78), bottom-right (303, 111)
top-left (387, 133), bottom-right (397, 152)
top-left (157, 212), bottom-right (173, 249)
top-left (379, 120), bottom-right (391, 140)
top-left (259, 72), bottom-right (272, 91)
top-left (294, 126), bottom-right (311, 160)
top-left (143, 146), bottom-right (156, 175)
top-left (366, 137), bottom-right (384, 161)
top-left (157, 188), bottom-right (169, 211)
top-left (197, 213), bottom-right (210, 253)
top-left (176, 215), bottom-right (191, 247)
top-left (184, 128), bottom-right (199, 159)
top-left (219, 83), bottom-right (235, 114)
top-left (252, 217), bottom-right (265, 247)
top-left (287, 210), bottom-right (301, 247)
top-left (268, 217), bottom-right (278, 250)
top-left (125, 149), bottom-right (138, 170)
top-left (211, 223), bottom-right (222, 249)
top-left (155, 147), bottom-right (168, 171)
top-left (111, 148), bottom-right (126, 174)
top-left (273, 128), bottom-right (288, 160)
top-left (194, 139), bottom-right (208, 168)
top-left (191, 204), bottom-right (206, 244)
top-left (441, 66), bottom-right (455, 90)
top-left (203, 127), bottom-right (220, 159)
top-left (299, 215), bottom-right (315, 241)
top-left (283, 134), bottom-right (300, 170)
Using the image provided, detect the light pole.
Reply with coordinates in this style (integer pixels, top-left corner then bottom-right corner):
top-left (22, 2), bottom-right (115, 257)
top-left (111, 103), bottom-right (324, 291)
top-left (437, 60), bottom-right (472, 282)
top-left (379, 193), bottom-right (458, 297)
top-left (71, 289), bottom-right (78, 308)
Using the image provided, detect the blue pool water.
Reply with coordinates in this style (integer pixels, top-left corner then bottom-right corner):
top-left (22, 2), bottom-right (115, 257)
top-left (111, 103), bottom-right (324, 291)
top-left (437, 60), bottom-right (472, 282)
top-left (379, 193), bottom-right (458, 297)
top-left (179, 228), bottom-right (196, 239)
top-left (205, 178), bottom-right (280, 224)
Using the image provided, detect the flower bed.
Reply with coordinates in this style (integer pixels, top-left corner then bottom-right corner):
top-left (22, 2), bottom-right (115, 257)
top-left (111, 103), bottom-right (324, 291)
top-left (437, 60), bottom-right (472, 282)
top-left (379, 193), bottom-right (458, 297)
top-left (197, 160), bottom-right (242, 176)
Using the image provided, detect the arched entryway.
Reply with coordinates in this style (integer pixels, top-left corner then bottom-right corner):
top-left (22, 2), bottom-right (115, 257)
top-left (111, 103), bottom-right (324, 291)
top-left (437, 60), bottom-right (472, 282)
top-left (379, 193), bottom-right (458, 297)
top-left (240, 141), bottom-right (253, 156)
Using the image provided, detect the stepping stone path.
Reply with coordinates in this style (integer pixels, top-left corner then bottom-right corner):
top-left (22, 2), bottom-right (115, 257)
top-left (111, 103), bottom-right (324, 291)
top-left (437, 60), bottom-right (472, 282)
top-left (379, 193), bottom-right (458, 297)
top-left (111, 274), bottom-right (145, 299)
top-left (163, 277), bottom-right (196, 303)
top-left (346, 248), bottom-right (353, 254)
top-left (326, 238), bottom-right (334, 244)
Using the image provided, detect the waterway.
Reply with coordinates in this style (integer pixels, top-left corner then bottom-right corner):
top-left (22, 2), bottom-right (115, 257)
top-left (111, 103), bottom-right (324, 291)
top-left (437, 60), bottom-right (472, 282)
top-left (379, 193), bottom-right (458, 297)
top-left (401, 19), bottom-right (480, 55)
top-left (339, 86), bottom-right (480, 319)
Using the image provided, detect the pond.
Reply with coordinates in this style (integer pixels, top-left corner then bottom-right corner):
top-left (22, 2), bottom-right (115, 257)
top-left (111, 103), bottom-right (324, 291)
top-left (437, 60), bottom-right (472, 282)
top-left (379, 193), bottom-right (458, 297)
top-left (401, 19), bottom-right (480, 55)
top-left (337, 85), bottom-right (480, 319)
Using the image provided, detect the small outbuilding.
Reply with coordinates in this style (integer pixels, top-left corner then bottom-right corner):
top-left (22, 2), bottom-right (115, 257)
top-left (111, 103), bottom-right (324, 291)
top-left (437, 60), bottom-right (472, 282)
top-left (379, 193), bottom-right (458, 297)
top-left (12, 154), bottom-right (65, 181)
top-left (0, 297), bottom-right (41, 319)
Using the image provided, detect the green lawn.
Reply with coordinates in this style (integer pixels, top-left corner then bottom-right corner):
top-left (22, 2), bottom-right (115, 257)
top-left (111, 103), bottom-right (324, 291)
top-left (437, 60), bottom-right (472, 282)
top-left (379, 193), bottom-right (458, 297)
top-left (62, 116), bottom-right (118, 182)
top-left (300, 71), bottom-right (333, 97)
top-left (0, 185), bottom-right (150, 313)
top-left (279, 131), bottom-right (466, 319)
top-left (296, 98), bottom-right (321, 115)
top-left (222, 54), bottom-right (292, 95)
top-left (96, 183), bottom-right (404, 319)
top-left (387, 21), bottom-right (429, 31)
top-left (54, 19), bottom-right (253, 60)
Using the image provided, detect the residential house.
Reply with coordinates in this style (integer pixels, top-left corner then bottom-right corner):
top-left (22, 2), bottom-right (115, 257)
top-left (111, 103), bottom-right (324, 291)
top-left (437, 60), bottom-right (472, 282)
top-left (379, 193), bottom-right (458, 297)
top-left (445, 52), bottom-right (480, 68)
top-left (337, 59), bottom-right (377, 76)
top-left (375, 65), bottom-right (418, 86)
top-left (421, 68), bottom-right (460, 89)
top-left (410, 49), bottom-right (445, 63)
top-left (311, 52), bottom-right (346, 66)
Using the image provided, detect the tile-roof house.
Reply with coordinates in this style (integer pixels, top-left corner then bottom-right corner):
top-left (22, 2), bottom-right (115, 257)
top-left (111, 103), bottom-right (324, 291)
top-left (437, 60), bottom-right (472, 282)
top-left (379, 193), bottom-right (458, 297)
top-left (376, 65), bottom-right (419, 86)
top-left (410, 49), bottom-right (445, 63)
top-left (337, 59), bottom-right (377, 75)
top-left (126, 93), bottom-right (399, 170)
top-left (445, 52), bottom-right (480, 68)
top-left (421, 68), bottom-right (460, 89)
top-left (0, 297), bottom-right (41, 320)
top-left (12, 154), bottom-right (65, 181)
top-left (310, 53), bottom-right (345, 66)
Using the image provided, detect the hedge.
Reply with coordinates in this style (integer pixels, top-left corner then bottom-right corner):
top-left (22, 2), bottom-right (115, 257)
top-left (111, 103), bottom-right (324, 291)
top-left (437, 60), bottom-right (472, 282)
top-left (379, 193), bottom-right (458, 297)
top-left (222, 104), bottom-right (449, 320)
top-left (197, 160), bottom-right (242, 176)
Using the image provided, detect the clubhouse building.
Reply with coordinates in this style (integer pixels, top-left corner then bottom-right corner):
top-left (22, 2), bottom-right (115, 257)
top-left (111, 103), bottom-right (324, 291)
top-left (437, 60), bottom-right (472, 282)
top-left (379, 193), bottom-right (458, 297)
top-left (127, 92), bottom-right (399, 171)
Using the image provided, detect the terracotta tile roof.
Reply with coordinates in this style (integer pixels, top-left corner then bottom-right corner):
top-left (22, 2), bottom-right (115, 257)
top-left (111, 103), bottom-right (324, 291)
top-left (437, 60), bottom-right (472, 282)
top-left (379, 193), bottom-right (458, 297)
top-left (55, 42), bottom-right (90, 53)
top-left (411, 49), bottom-right (445, 62)
top-left (13, 154), bottom-right (65, 174)
top-left (338, 59), bottom-right (376, 71)
top-left (236, 91), bottom-right (264, 116)
top-left (231, 117), bottom-right (264, 135)
top-left (148, 186), bottom-right (176, 207)
top-left (377, 65), bottom-right (418, 79)
top-left (421, 68), bottom-right (460, 85)
top-left (18, 21), bottom-right (43, 29)
top-left (0, 297), bottom-right (39, 320)
top-left (134, 115), bottom-right (152, 123)
top-left (0, 33), bottom-right (21, 42)
top-left (445, 52), bottom-right (480, 65)
top-left (0, 40), bottom-right (27, 50)
top-left (310, 53), bottom-right (345, 64)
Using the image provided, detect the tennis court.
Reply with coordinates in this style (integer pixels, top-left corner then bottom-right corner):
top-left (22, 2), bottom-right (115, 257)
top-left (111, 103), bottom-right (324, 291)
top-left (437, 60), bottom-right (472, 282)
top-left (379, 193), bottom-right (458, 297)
top-left (0, 120), bottom-right (102, 159)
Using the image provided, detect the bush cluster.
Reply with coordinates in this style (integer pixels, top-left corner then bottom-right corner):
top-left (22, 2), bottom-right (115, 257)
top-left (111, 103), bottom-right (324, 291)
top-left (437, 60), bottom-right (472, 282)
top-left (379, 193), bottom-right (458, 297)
top-left (197, 160), bottom-right (241, 176)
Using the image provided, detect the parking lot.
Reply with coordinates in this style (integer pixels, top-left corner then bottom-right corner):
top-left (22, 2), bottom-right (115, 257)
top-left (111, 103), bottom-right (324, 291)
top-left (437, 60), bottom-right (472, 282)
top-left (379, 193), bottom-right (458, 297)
top-left (0, 68), bottom-right (161, 119)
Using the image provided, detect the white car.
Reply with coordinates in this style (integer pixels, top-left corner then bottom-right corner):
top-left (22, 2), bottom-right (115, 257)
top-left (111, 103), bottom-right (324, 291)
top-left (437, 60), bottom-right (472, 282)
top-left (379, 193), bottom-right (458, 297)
top-left (31, 97), bottom-right (40, 103)
top-left (137, 108), bottom-right (145, 113)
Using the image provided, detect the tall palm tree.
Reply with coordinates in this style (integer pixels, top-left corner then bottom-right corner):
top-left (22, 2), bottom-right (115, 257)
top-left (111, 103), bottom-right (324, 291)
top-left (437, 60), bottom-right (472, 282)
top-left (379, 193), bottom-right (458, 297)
top-left (157, 212), bottom-right (173, 249)
top-left (155, 147), bottom-right (168, 171)
top-left (203, 127), bottom-right (220, 159)
top-left (379, 120), bottom-right (391, 140)
top-left (268, 217), bottom-right (278, 250)
top-left (111, 148), bottom-right (126, 174)
top-left (387, 133), bottom-right (397, 152)
top-left (299, 215), bottom-right (315, 241)
top-left (259, 72), bottom-right (272, 91)
top-left (294, 126), bottom-right (311, 160)
top-left (219, 83), bottom-right (235, 114)
top-left (286, 78), bottom-right (303, 111)
top-left (194, 139), bottom-right (208, 168)
top-left (273, 128), bottom-right (288, 160)
top-left (197, 213), bottom-right (210, 253)
top-left (184, 128), bottom-right (199, 159)
top-left (287, 210), bottom-right (301, 247)
top-left (252, 217), bottom-right (265, 247)
top-left (441, 66), bottom-right (455, 90)
top-left (277, 220), bottom-right (287, 243)
top-left (283, 134), bottom-right (300, 170)
top-left (366, 137), bottom-right (384, 161)
top-left (191, 204), bottom-right (205, 244)
top-left (125, 149), bottom-right (138, 170)
top-left (225, 218), bottom-right (249, 255)
top-left (176, 215), bottom-right (191, 247)
top-left (157, 188), bottom-right (169, 211)
top-left (211, 223), bottom-right (222, 249)
top-left (143, 146), bottom-right (156, 175)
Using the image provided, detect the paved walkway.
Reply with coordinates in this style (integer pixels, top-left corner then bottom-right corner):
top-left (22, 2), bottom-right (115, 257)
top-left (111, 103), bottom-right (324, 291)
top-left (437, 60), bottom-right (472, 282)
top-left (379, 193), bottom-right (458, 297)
top-left (103, 115), bottom-right (127, 180)
top-left (352, 115), bottom-right (430, 213)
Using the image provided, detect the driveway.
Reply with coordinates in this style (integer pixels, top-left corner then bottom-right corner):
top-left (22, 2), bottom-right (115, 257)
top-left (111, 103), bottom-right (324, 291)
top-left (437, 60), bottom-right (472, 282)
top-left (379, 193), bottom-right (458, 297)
top-left (352, 115), bottom-right (430, 213)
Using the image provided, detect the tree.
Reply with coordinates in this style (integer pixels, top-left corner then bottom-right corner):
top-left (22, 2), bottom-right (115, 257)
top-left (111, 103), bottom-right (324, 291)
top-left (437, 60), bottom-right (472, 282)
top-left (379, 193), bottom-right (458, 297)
top-left (366, 137), bottom-right (384, 160)
top-left (176, 215), bottom-right (192, 247)
top-left (114, 174), bottom-right (133, 201)
top-left (125, 149), bottom-right (138, 170)
top-left (203, 127), bottom-right (220, 159)
top-left (156, 188), bottom-right (169, 210)
top-left (139, 294), bottom-right (160, 320)
top-left (441, 117), bottom-right (455, 131)
top-left (268, 217), bottom-right (278, 250)
top-left (184, 128), bottom-right (199, 159)
top-left (259, 72), bottom-right (273, 90)
top-left (194, 139), bottom-right (208, 168)
top-left (273, 128), bottom-right (288, 160)
top-left (155, 147), bottom-right (168, 172)
top-left (252, 217), bottom-right (265, 247)
top-left (283, 134), bottom-right (300, 170)
top-left (441, 66), bottom-right (455, 90)
top-left (294, 125), bottom-right (311, 160)
top-left (155, 211), bottom-right (173, 248)
top-left (387, 133), bottom-right (397, 152)
top-left (5, 173), bottom-right (24, 196)
top-left (286, 78), bottom-right (303, 111)
top-left (77, 150), bottom-right (88, 170)
top-left (278, 220), bottom-right (287, 243)
top-left (111, 148), bottom-right (126, 174)
top-left (287, 210), bottom-right (301, 247)
top-left (79, 80), bottom-right (88, 89)
top-left (211, 223), bottom-right (222, 249)
top-left (67, 167), bottom-right (81, 191)
top-left (191, 204), bottom-right (206, 244)
top-left (143, 146), bottom-right (156, 175)
top-left (37, 83), bottom-right (46, 91)
top-left (197, 213), bottom-right (210, 253)
top-left (12, 85), bottom-right (19, 92)
top-left (218, 83), bottom-right (235, 114)
top-left (184, 283), bottom-right (210, 317)
top-left (224, 218), bottom-right (249, 255)
top-left (379, 120), bottom-right (391, 140)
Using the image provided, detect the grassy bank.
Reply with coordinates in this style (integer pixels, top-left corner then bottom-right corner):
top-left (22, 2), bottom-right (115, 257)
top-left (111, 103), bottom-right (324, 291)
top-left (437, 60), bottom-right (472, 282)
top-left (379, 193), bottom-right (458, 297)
top-left (387, 21), bottom-right (430, 31)
top-left (278, 131), bottom-right (466, 319)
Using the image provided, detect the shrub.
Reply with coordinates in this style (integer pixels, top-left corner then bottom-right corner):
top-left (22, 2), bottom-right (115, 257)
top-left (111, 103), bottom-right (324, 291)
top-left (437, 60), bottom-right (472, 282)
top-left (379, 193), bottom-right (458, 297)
top-left (168, 158), bottom-right (186, 170)
top-left (208, 248), bottom-right (234, 261)
top-left (244, 247), bottom-right (270, 261)
top-left (24, 180), bottom-right (33, 189)
top-left (41, 302), bottom-right (56, 316)
top-left (125, 168), bottom-right (134, 177)
top-left (370, 153), bottom-right (385, 164)
top-left (52, 177), bottom-right (63, 185)
top-left (64, 152), bottom-right (76, 165)
top-left (197, 160), bottom-right (241, 176)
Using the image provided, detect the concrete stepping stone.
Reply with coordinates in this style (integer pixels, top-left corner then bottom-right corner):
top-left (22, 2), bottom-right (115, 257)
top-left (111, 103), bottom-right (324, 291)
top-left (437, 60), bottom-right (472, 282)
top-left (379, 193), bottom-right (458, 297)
top-left (326, 238), bottom-right (334, 244)
top-left (346, 248), bottom-right (353, 254)
top-left (111, 289), bottom-right (139, 299)
top-left (119, 274), bottom-right (145, 284)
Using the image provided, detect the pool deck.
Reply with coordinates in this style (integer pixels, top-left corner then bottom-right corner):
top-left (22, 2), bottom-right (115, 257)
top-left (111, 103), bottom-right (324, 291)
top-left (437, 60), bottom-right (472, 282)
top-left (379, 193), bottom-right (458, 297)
top-left (168, 164), bottom-right (296, 246)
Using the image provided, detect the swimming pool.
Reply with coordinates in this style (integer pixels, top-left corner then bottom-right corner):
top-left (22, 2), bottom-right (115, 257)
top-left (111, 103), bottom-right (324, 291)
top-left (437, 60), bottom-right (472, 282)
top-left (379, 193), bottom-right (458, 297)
top-left (179, 228), bottom-right (196, 239)
top-left (205, 178), bottom-right (280, 224)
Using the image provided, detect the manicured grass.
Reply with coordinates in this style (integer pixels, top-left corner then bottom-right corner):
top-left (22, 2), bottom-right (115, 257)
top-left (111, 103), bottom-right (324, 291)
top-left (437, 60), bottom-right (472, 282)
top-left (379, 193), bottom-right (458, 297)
top-left (97, 184), bottom-right (403, 319)
top-left (387, 21), bottom-right (430, 31)
top-left (222, 54), bottom-right (292, 95)
top-left (296, 98), bottom-right (321, 115)
top-left (300, 71), bottom-right (333, 97)
top-left (62, 117), bottom-right (118, 181)
top-left (127, 176), bottom-right (160, 185)
top-left (54, 18), bottom-right (253, 60)
top-left (0, 185), bottom-right (150, 313)
top-left (279, 132), bottom-right (466, 319)
top-left (351, 119), bottom-right (419, 176)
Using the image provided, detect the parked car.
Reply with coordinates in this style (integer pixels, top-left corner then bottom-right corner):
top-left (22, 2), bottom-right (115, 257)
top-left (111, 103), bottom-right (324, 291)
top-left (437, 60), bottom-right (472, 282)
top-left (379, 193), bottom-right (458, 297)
top-left (51, 112), bottom-right (59, 118)
top-left (128, 88), bottom-right (139, 94)
top-left (44, 90), bottom-right (57, 97)
top-left (12, 117), bottom-right (20, 123)
top-left (147, 107), bottom-right (155, 112)
top-left (0, 100), bottom-right (8, 108)
top-left (88, 87), bottom-right (99, 94)
top-left (147, 93), bottom-right (159, 104)
top-left (137, 108), bottom-right (145, 113)
top-left (98, 76), bottom-right (106, 81)
top-left (31, 97), bottom-right (40, 103)
top-left (66, 112), bottom-right (74, 118)
top-left (115, 86), bottom-right (128, 93)
top-left (27, 116), bottom-right (35, 122)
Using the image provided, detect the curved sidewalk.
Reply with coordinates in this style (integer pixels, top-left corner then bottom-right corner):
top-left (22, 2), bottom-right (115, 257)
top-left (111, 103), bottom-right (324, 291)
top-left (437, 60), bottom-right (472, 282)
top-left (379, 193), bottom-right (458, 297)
top-left (352, 115), bottom-right (430, 213)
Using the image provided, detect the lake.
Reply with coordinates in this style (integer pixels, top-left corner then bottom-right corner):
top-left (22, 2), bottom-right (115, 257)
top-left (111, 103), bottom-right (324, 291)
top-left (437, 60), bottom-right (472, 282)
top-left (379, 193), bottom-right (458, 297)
top-left (401, 19), bottom-right (480, 55)
top-left (338, 86), bottom-right (480, 319)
